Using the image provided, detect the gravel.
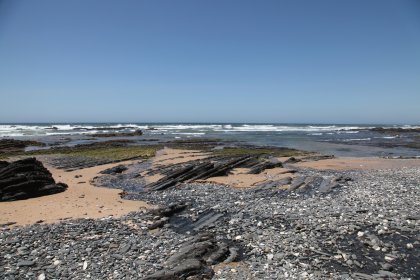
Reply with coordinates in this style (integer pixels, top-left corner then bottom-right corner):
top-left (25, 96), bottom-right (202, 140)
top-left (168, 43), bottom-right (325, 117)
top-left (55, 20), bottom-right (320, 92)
top-left (1, 167), bottom-right (419, 279)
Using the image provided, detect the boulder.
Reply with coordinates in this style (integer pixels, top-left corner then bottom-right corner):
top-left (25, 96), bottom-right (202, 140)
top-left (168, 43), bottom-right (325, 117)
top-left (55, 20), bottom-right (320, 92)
top-left (0, 158), bottom-right (67, 201)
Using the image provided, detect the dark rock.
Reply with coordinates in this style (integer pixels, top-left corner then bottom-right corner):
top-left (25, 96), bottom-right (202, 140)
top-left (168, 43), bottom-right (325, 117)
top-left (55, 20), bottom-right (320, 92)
top-left (247, 157), bottom-right (283, 174)
top-left (92, 130), bottom-right (143, 137)
top-left (0, 158), bottom-right (67, 201)
top-left (0, 139), bottom-right (45, 155)
top-left (144, 234), bottom-right (231, 280)
top-left (100, 165), bottom-right (128, 175)
top-left (283, 157), bottom-right (301, 164)
top-left (146, 156), bottom-right (254, 191)
top-left (301, 155), bottom-right (335, 162)
top-left (369, 127), bottom-right (420, 134)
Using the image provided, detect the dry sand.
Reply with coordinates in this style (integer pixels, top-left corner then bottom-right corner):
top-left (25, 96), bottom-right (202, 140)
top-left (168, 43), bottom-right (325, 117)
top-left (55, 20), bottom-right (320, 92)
top-left (152, 147), bottom-right (211, 165)
top-left (0, 159), bottom-right (152, 226)
top-left (294, 157), bottom-right (420, 170)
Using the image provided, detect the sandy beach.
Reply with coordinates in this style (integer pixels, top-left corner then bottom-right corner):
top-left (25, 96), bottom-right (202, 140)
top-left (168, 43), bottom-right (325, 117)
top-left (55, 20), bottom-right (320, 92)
top-left (1, 148), bottom-right (418, 226)
top-left (0, 159), bottom-right (152, 226)
top-left (1, 144), bottom-right (419, 279)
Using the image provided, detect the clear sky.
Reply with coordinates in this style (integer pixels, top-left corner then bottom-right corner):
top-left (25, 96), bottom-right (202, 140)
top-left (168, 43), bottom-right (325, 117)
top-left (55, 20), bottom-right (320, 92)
top-left (0, 0), bottom-right (419, 124)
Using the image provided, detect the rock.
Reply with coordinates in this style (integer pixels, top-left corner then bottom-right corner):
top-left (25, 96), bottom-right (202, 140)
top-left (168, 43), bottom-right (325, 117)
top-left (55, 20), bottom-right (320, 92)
top-left (0, 158), bottom-right (68, 201)
top-left (0, 139), bottom-right (45, 155)
top-left (92, 130), bottom-right (143, 137)
top-left (318, 177), bottom-right (340, 193)
top-left (119, 243), bottom-right (131, 254)
top-left (146, 156), bottom-right (256, 191)
top-left (100, 165), bottom-right (128, 175)
top-left (247, 157), bottom-right (283, 174)
top-left (223, 247), bottom-right (239, 263)
top-left (254, 177), bottom-right (292, 191)
top-left (283, 157), bottom-right (301, 164)
top-left (17, 260), bottom-right (35, 267)
top-left (112, 254), bottom-right (123, 260)
top-left (381, 263), bottom-right (393, 271)
top-left (378, 270), bottom-right (397, 277)
top-left (144, 234), bottom-right (229, 280)
top-left (288, 176), bottom-right (306, 191)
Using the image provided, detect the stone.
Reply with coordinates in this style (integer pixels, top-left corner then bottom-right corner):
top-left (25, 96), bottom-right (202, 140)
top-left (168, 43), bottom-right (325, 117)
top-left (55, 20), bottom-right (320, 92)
top-left (112, 254), bottom-right (123, 260)
top-left (17, 260), bottom-right (35, 267)
top-left (0, 158), bottom-right (68, 201)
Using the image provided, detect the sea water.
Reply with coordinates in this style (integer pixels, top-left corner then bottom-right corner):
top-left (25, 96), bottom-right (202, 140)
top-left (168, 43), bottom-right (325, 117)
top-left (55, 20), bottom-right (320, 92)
top-left (0, 123), bottom-right (419, 157)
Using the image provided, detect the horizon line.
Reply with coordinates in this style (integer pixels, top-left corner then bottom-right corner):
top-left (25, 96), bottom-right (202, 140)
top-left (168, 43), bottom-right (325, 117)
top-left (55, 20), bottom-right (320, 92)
top-left (0, 121), bottom-right (419, 126)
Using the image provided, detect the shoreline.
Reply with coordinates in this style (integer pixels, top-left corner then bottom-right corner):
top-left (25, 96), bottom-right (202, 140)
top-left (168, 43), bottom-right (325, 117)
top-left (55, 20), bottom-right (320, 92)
top-left (1, 122), bottom-right (420, 159)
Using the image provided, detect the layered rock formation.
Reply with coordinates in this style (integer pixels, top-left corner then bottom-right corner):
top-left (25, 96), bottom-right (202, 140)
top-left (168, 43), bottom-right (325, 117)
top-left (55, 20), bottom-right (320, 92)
top-left (0, 158), bottom-right (67, 201)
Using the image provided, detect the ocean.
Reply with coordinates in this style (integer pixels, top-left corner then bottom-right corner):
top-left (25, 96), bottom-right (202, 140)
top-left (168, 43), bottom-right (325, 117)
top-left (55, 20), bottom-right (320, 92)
top-left (1, 123), bottom-right (419, 157)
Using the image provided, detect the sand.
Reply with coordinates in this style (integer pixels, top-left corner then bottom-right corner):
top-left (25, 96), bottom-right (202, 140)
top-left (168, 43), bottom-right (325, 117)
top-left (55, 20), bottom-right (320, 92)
top-left (0, 159), bottom-right (152, 226)
top-left (293, 157), bottom-right (420, 170)
top-left (152, 147), bottom-right (210, 165)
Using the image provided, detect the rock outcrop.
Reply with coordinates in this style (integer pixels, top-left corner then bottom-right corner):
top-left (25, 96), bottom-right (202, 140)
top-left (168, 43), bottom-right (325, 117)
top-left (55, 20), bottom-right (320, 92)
top-left (0, 139), bottom-right (45, 155)
top-left (92, 130), bottom-right (143, 138)
top-left (0, 158), bottom-right (67, 201)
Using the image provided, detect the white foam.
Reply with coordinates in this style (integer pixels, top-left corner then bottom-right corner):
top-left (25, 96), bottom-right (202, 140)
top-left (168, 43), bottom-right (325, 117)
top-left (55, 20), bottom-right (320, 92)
top-left (213, 125), bottom-right (367, 132)
top-left (343, 138), bottom-right (371, 141)
top-left (154, 124), bottom-right (222, 130)
top-left (171, 132), bottom-right (206, 135)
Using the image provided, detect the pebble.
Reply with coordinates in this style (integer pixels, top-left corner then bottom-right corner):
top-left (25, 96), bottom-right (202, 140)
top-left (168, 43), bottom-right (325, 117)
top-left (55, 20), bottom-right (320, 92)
top-left (17, 260), bottom-right (35, 267)
top-left (1, 166), bottom-right (419, 279)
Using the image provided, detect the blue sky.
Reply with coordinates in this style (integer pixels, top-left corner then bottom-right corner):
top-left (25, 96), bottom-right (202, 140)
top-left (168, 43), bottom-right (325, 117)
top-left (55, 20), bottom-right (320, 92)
top-left (0, 0), bottom-right (419, 124)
